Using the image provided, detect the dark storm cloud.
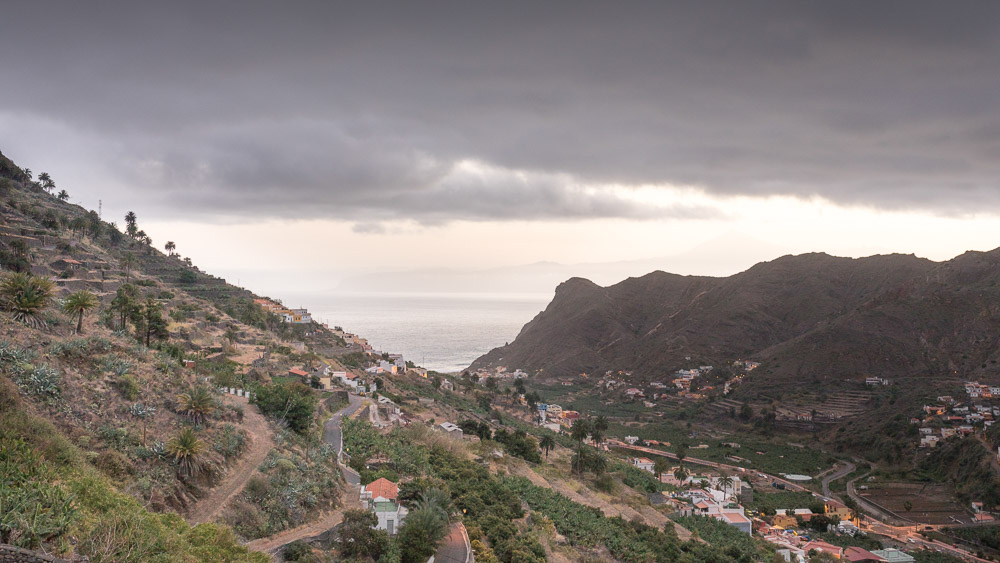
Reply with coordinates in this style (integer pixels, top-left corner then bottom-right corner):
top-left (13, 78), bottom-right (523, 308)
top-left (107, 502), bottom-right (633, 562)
top-left (1, 1), bottom-right (999, 221)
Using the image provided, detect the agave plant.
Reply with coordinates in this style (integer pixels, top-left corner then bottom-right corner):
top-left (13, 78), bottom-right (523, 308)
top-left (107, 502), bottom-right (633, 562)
top-left (0, 273), bottom-right (54, 328)
top-left (166, 428), bottom-right (206, 479)
top-left (175, 386), bottom-right (215, 424)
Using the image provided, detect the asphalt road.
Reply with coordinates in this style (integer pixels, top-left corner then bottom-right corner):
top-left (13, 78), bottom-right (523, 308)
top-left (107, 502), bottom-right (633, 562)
top-left (821, 460), bottom-right (855, 498)
top-left (433, 522), bottom-right (471, 563)
top-left (325, 393), bottom-right (365, 485)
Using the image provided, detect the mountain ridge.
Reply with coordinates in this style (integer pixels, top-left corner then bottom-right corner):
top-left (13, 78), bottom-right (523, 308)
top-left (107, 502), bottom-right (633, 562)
top-left (469, 249), bottom-right (1000, 391)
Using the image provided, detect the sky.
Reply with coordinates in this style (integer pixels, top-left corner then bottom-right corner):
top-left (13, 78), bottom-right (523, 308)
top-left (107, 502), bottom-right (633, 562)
top-left (2, 1), bottom-right (1000, 296)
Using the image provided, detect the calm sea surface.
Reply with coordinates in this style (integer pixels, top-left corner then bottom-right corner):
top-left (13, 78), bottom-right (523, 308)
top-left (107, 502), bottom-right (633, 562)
top-left (278, 292), bottom-right (550, 373)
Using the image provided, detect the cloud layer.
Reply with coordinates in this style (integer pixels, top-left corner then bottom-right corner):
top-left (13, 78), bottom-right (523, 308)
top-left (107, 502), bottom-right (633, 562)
top-left (2, 1), bottom-right (999, 222)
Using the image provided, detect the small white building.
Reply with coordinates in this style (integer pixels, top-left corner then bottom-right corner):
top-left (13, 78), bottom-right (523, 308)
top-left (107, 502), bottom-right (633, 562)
top-left (631, 457), bottom-right (655, 473)
top-left (439, 422), bottom-right (464, 437)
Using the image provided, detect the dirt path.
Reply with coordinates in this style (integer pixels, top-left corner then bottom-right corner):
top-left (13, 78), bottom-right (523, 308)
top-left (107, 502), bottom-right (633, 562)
top-left (511, 458), bottom-right (694, 542)
top-left (244, 509), bottom-right (345, 556)
top-left (242, 394), bottom-right (367, 557)
top-left (187, 395), bottom-right (275, 525)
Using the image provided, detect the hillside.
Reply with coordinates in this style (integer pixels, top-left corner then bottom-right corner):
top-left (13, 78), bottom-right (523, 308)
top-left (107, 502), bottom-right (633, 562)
top-left (0, 150), bottom-right (358, 560)
top-left (471, 251), bottom-right (951, 384)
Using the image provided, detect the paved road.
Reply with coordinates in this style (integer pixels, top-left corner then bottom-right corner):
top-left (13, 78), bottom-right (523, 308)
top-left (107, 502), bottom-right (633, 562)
top-left (247, 393), bottom-right (366, 558)
top-left (610, 440), bottom-right (811, 492)
top-left (821, 460), bottom-right (855, 498)
top-left (433, 522), bottom-right (471, 563)
top-left (325, 394), bottom-right (365, 485)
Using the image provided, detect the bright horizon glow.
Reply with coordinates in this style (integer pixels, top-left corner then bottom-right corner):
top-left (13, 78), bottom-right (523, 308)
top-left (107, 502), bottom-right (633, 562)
top-left (135, 185), bottom-right (1000, 299)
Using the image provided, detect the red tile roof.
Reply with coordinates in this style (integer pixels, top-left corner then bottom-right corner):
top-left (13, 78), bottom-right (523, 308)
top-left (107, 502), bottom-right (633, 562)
top-left (288, 368), bottom-right (308, 377)
top-left (844, 546), bottom-right (887, 562)
top-left (364, 477), bottom-right (398, 501)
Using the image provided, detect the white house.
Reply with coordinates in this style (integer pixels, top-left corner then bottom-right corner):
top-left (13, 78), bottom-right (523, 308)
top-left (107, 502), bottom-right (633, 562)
top-left (631, 457), bottom-right (655, 473)
top-left (361, 478), bottom-right (407, 535)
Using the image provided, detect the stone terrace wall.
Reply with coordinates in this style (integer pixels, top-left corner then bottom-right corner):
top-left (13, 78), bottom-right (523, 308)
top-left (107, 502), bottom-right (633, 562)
top-left (0, 544), bottom-right (87, 562)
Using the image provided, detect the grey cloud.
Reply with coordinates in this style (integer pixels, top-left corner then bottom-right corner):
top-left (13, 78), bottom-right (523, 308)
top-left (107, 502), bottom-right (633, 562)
top-left (1, 1), bottom-right (999, 221)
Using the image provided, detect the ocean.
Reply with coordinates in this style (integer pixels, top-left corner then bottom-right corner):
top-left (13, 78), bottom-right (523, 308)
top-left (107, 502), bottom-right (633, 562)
top-left (279, 292), bottom-right (551, 373)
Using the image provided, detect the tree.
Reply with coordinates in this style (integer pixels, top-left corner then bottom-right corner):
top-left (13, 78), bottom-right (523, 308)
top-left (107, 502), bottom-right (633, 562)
top-left (176, 386), bottom-right (215, 424)
top-left (56, 189), bottom-right (68, 201)
top-left (110, 282), bottom-right (141, 330)
top-left (0, 272), bottom-right (54, 328)
top-left (252, 382), bottom-right (317, 434)
top-left (539, 435), bottom-right (555, 459)
top-left (720, 475), bottom-right (734, 500)
top-left (37, 172), bottom-right (54, 193)
top-left (139, 297), bottom-right (168, 346)
top-left (675, 443), bottom-right (688, 464)
top-left (591, 415), bottom-right (609, 445)
top-left (166, 427), bottom-right (206, 479)
top-left (571, 446), bottom-right (606, 476)
top-left (129, 403), bottom-right (157, 446)
top-left (164, 241), bottom-right (176, 256)
top-left (124, 211), bottom-right (137, 239)
top-left (398, 493), bottom-right (451, 563)
top-left (673, 465), bottom-right (689, 483)
top-left (903, 500), bottom-right (913, 512)
top-left (22, 168), bottom-right (32, 181)
top-left (653, 457), bottom-right (671, 482)
top-left (120, 252), bottom-right (136, 282)
top-left (225, 324), bottom-right (239, 347)
top-left (338, 509), bottom-right (388, 559)
top-left (62, 290), bottom-right (98, 334)
top-left (570, 419), bottom-right (590, 444)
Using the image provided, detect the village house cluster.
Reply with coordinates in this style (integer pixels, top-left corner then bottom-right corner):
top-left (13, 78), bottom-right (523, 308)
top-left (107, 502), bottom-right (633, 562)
top-left (915, 383), bottom-right (1000, 449)
top-left (535, 402), bottom-right (582, 431)
top-left (253, 298), bottom-right (313, 324)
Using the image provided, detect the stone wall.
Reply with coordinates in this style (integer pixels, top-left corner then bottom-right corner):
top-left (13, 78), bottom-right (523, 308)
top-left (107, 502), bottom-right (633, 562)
top-left (0, 544), bottom-right (87, 562)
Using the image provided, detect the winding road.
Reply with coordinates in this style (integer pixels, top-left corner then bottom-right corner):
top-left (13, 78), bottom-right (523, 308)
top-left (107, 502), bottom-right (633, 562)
top-left (821, 460), bottom-right (855, 498)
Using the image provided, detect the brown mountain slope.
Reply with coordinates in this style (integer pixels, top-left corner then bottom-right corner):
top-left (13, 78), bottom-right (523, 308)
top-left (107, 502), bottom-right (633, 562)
top-left (471, 252), bottom-right (942, 380)
top-left (747, 248), bottom-right (1000, 392)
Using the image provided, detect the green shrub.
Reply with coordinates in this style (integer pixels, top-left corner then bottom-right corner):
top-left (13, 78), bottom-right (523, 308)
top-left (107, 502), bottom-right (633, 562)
top-left (252, 382), bottom-right (317, 434)
top-left (0, 437), bottom-right (77, 548)
top-left (213, 424), bottom-right (247, 459)
top-left (282, 539), bottom-right (315, 562)
top-left (115, 374), bottom-right (140, 400)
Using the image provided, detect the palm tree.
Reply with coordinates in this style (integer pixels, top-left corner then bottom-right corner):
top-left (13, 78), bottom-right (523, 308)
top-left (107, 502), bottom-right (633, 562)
top-left (120, 252), bottom-right (136, 282)
top-left (167, 427), bottom-right (206, 479)
top-left (23, 168), bottom-right (32, 181)
top-left (176, 387), bottom-right (215, 424)
top-left (124, 211), bottom-right (137, 238)
top-left (0, 273), bottom-right (54, 328)
top-left (62, 290), bottom-right (98, 334)
top-left (673, 465), bottom-right (689, 484)
top-left (653, 457), bottom-right (671, 482)
top-left (570, 419), bottom-right (590, 444)
top-left (540, 435), bottom-right (555, 459)
top-left (164, 241), bottom-right (176, 256)
top-left (38, 172), bottom-right (54, 193)
top-left (719, 475), bottom-right (735, 500)
top-left (57, 189), bottom-right (69, 201)
top-left (593, 415), bottom-right (609, 446)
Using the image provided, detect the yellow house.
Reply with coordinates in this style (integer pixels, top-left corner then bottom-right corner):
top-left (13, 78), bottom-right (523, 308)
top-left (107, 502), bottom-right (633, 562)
top-left (772, 514), bottom-right (798, 528)
top-left (825, 504), bottom-right (853, 521)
